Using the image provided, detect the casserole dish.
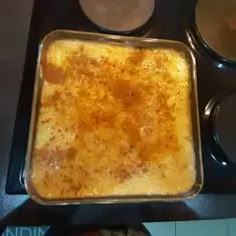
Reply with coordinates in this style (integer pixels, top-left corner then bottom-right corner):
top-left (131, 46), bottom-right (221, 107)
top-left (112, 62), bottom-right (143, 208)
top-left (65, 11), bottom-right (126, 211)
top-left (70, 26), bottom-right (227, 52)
top-left (24, 30), bottom-right (203, 205)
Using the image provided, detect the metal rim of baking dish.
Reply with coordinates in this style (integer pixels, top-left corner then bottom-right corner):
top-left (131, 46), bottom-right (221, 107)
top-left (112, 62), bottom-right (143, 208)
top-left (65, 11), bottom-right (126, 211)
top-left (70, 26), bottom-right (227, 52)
top-left (24, 30), bottom-right (204, 205)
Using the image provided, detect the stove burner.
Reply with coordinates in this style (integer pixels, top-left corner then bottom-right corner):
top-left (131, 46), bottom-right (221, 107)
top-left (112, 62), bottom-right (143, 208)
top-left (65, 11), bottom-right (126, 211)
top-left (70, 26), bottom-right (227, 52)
top-left (194, 0), bottom-right (236, 62)
top-left (79, 0), bottom-right (155, 34)
top-left (212, 94), bottom-right (236, 165)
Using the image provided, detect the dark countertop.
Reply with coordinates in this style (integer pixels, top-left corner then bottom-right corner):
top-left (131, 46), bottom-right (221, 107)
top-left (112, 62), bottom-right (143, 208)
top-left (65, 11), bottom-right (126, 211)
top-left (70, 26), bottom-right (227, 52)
top-left (1, 0), bottom-right (236, 229)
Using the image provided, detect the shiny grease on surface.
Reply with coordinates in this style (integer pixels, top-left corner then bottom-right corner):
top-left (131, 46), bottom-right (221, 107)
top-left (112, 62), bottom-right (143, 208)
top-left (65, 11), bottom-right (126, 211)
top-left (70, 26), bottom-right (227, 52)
top-left (31, 39), bottom-right (195, 199)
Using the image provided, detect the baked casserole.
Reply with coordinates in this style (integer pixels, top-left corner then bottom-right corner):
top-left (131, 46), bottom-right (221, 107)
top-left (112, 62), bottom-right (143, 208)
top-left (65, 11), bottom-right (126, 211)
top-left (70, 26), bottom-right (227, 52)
top-left (29, 35), bottom-right (197, 200)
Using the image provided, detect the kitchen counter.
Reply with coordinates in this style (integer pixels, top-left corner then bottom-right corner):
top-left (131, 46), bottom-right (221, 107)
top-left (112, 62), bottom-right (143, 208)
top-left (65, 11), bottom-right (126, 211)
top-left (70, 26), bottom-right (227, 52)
top-left (1, 0), bottom-right (236, 229)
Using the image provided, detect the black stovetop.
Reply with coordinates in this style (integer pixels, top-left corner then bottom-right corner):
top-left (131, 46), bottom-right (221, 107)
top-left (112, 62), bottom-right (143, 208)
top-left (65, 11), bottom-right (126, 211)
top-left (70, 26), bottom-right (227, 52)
top-left (6, 0), bottom-right (236, 194)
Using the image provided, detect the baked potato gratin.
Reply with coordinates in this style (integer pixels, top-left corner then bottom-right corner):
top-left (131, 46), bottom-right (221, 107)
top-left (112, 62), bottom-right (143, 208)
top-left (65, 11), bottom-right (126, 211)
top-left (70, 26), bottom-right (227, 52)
top-left (29, 39), bottom-right (196, 199)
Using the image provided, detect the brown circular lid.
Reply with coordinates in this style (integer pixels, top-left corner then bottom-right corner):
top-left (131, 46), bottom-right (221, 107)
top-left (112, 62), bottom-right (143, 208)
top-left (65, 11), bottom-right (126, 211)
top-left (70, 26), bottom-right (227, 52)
top-left (196, 0), bottom-right (236, 61)
top-left (79, 0), bottom-right (155, 33)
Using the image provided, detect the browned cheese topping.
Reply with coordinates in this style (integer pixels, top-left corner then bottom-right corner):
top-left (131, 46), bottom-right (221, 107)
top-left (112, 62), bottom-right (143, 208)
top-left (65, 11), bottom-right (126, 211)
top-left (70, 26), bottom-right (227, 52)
top-left (30, 40), bottom-right (195, 199)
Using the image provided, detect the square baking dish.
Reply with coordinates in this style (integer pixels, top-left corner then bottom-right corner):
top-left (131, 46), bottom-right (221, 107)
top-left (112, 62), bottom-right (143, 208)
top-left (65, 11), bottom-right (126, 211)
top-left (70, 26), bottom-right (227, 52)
top-left (24, 30), bottom-right (203, 205)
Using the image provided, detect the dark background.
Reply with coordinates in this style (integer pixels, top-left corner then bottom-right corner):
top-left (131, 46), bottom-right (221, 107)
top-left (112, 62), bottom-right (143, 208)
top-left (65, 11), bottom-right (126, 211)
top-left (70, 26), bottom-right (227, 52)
top-left (1, 0), bottom-right (236, 230)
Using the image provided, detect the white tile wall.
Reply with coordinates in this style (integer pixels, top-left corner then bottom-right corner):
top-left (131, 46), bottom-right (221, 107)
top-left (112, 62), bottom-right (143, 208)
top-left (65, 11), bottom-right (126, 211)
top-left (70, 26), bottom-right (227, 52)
top-left (176, 219), bottom-right (227, 236)
top-left (228, 218), bottom-right (236, 236)
top-left (144, 222), bottom-right (175, 236)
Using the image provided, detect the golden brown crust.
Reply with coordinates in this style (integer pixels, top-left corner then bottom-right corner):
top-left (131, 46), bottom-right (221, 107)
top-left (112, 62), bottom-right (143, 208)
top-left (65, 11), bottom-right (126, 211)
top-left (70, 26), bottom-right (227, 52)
top-left (31, 40), bottom-right (195, 199)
